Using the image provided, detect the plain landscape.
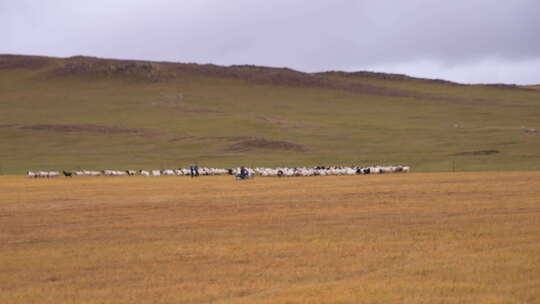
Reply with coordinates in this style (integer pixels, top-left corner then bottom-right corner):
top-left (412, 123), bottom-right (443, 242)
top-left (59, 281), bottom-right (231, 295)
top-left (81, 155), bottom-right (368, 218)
top-left (1, 55), bottom-right (540, 303)
top-left (1, 172), bottom-right (540, 303)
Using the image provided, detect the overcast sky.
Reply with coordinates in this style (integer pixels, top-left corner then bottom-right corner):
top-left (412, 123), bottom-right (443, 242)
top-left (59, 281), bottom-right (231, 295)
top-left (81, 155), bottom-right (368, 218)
top-left (2, 0), bottom-right (539, 84)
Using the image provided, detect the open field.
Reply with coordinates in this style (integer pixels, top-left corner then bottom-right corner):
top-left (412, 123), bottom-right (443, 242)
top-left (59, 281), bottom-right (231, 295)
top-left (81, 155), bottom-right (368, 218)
top-left (1, 172), bottom-right (539, 303)
top-left (1, 55), bottom-right (540, 174)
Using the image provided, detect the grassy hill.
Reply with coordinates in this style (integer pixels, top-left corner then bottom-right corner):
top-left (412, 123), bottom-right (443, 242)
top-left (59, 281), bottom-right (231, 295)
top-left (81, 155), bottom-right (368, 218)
top-left (1, 54), bottom-right (539, 174)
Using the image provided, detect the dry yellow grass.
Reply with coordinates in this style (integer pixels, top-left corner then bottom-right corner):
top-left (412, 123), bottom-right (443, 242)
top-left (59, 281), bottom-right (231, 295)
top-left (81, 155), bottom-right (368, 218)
top-left (1, 172), bottom-right (539, 303)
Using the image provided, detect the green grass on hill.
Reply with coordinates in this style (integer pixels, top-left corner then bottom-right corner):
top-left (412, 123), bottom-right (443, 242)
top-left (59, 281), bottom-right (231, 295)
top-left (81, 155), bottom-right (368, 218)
top-left (1, 55), bottom-right (539, 174)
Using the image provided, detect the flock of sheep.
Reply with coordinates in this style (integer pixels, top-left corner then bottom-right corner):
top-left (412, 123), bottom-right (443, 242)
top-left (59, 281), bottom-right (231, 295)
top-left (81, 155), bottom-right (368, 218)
top-left (26, 165), bottom-right (410, 178)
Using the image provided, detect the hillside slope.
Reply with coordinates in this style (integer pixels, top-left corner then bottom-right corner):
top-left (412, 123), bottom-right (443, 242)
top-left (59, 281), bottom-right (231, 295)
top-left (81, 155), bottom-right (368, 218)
top-left (1, 54), bottom-right (539, 174)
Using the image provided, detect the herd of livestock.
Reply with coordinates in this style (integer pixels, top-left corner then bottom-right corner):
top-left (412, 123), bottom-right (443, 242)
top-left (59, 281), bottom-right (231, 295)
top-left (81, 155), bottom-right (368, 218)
top-left (26, 165), bottom-right (410, 178)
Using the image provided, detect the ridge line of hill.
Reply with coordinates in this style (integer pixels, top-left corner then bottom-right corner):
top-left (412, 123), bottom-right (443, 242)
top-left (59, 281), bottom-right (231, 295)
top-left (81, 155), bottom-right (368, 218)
top-left (1, 54), bottom-right (536, 89)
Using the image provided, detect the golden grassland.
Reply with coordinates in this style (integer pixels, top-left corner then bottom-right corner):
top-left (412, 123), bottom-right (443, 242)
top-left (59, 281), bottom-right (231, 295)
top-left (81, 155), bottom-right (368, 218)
top-left (1, 172), bottom-right (539, 303)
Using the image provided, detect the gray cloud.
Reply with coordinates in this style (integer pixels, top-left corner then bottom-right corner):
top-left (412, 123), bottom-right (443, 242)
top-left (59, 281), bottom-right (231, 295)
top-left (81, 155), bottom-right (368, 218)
top-left (2, 0), bottom-right (539, 84)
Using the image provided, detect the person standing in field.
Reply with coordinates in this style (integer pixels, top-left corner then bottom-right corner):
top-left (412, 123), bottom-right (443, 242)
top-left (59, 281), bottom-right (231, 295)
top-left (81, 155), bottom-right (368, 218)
top-left (190, 165), bottom-right (199, 177)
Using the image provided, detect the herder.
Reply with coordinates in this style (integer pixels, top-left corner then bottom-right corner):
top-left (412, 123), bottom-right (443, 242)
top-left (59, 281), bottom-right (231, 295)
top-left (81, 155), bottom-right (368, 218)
top-left (190, 165), bottom-right (199, 177)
